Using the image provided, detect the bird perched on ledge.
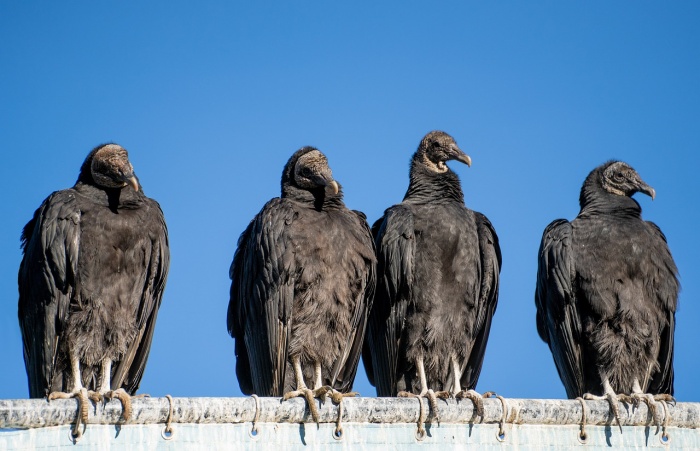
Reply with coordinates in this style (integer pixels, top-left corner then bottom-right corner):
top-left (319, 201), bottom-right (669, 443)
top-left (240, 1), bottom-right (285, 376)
top-left (363, 131), bottom-right (501, 424)
top-left (228, 146), bottom-right (376, 422)
top-left (535, 160), bottom-right (678, 429)
top-left (18, 144), bottom-right (169, 436)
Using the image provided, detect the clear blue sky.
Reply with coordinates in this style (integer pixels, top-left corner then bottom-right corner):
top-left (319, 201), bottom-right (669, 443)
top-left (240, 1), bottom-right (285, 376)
top-left (1, 2), bottom-right (698, 401)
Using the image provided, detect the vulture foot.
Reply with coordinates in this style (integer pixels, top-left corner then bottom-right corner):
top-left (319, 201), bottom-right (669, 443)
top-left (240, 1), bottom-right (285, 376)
top-left (399, 389), bottom-right (447, 423)
top-left (620, 392), bottom-right (673, 434)
top-left (105, 388), bottom-right (132, 421)
top-left (49, 387), bottom-right (90, 439)
top-left (398, 391), bottom-right (427, 438)
top-left (88, 390), bottom-right (104, 403)
top-left (283, 386), bottom-right (330, 424)
top-left (584, 392), bottom-right (623, 433)
top-left (455, 389), bottom-right (485, 417)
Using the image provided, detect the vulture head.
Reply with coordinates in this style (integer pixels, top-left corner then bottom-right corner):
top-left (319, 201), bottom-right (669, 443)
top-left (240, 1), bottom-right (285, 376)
top-left (415, 130), bottom-right (471, 173)
top-left (79, 144), bottom-right (139, 192)
top-left (600, 161), bottom-right (655, 200)
top-left (282, 146), bottom-right (339, 197)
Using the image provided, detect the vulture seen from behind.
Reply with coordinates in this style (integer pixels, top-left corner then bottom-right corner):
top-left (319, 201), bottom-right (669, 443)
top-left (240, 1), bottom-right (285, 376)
top-left (18, 144), bottom-right (169, 435)
top-left (535, 160), bottom-right (678, 428)
top-left (228, 146), bottom-right (376, 422)
top-left (363, 131), bottom-right (501, 425)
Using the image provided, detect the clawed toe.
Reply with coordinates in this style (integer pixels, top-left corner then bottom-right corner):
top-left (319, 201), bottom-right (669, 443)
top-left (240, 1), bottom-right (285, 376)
top-left (584, 392), bottom-right (622, 433)
top-left (284, 388), bottom-right (322, 423)
top-left (456, 389), bottom-right (485, 417)
top-left (88, 391), bottom-right (103, 403)
top-left (48, 388), bottom-right (90, 439)
top-left (328, 389), bottom-right (357, 404)
top-left (106, 388), bottom-right (132, 421)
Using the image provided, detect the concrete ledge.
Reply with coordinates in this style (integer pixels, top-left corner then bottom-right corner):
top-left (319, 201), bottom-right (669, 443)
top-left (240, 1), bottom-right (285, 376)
top-left (2, 398), bottom-right (700, 450)
top-left (1, 397), bottom-right (698, 429)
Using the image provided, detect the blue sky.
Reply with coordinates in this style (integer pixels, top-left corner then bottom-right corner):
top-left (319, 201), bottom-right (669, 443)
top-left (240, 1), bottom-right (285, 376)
top-left (1, 2), bottom-right (698, 402)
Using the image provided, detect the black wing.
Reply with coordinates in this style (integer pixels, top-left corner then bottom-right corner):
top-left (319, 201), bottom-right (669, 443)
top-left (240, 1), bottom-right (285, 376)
top-left (535, 219), bottom-right (584, 398)
top-left (331, 210), bottom-right (376, 393)
top-left (112, 199), bottom-right (170, 394)
top-left (645, 221), bottom-right (679, 395)
top-left (461, 212), bottom-right (501, 390)
top-left (18, 190), bottom-right (81, 398)
top-left (363, 205), bottom-right (415, 396)
top-left (228, 199), bottom-right (296, 396)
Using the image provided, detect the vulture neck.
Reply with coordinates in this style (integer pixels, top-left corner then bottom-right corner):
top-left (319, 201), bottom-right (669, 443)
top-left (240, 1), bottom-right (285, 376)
top-left (74, 181), bottom-right (143, 213)
top-left (403, 160), bottom-right (465, 205)
top-left (284, 186), bottom-right (345, 211)
top-left (579, 185), bottom-right (643, 219)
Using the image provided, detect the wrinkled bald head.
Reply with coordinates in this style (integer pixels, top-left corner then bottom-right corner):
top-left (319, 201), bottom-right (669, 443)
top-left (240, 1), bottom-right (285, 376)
top-left (88, 144), bottom-right (139, 191)
top-left (600, 161), bottom-right (655, 200)
top-left (414, 131), bottom-right (471, 173)
top-left (282, 146), bottom-right (339, 196)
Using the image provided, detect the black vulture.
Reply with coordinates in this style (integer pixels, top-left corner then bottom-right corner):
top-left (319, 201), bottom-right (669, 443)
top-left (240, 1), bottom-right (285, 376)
top-left (535, 160), bottom-right (678, 427)
top-left (18, 144), bottom-right (169, 432)
top-left (363, 131), bottom-right (501, 421)
top-left (228, 146), bottom-right (376, 422)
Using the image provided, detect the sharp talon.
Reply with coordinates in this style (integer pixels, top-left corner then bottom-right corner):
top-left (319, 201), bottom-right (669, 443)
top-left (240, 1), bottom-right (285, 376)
top-left (397, 391), bottom-right (427, 437)
top-left (284, 388), bottom-right (321, 424)
top-left (456, 389), bottom-right (485, 418)
top-left (333, 393), bottom-right (345, 437)
top-left (304, 389), bottom-right (320, 424)
top-left (606, 393), bottom-right (623, 433)
top-left (639, 394), bottom-right (661, 434)
top-left (107, 388), bottom-right (132, 421)
top-left (425, 389), bottom-right (441, 423)
top-left (576, 397), bottom-right (588, 442)
top-left (584, 392), bottom-right (622, 433)
top-left (659, 398), bottom-right (671, 439)
top-left (77, 388), bottom-right (89, 424)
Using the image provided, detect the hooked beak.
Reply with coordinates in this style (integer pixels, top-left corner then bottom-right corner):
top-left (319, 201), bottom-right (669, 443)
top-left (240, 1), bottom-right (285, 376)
top-left (124, 174), bottom-right (139, 192)
top-left (311, 174), bottom-right (339, 195)
top-left (450, 144), bottom-right (472, 167)
top-left (637, 181), bottom-right (655, 200)
top-left (328, 180), bottom-right (339, 195)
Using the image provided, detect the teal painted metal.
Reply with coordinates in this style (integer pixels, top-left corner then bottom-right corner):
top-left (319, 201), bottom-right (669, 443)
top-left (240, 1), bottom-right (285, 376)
top-left (1, 397), bottom-right (699, 450)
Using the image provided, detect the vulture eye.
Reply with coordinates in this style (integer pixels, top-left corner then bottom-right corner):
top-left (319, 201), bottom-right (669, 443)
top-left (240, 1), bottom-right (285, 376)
top-left (431, 141), bottom-right (440, 149)
top-left (300, 167), bottom-right (312, 177)
top-left (614, 172), bottom-right (624, 181)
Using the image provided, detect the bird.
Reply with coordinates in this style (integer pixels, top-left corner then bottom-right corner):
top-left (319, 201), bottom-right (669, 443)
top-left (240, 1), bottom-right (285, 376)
top-left (18, 143), bottom-right (169, 436)
top-left (228, 146), bottom-right (376, 423)
top-left (535, 160), bottom-right (678, 428)
top-left (363, 130), bottom-right (501, 424)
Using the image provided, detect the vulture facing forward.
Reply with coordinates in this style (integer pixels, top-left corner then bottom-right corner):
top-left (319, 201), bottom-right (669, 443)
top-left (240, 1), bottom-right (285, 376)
top-left (535, 161), bottom-right (678, 426)
top-left (18, 144), bottom-right (169, 432)
top-left (228, 146), bottom-right (376, 422)
top-left (363, 131), bottom-right (501, 422)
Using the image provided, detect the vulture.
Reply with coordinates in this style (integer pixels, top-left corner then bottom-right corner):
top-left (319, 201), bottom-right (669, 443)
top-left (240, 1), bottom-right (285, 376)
top-left (18, 144), bottom-right (169, 431)
top-left (228, 146), bottom-right (376, 422)
top-left (363, 131), bottom-right (501, 420)
top-left (535, 160), bottom-right (678, 426)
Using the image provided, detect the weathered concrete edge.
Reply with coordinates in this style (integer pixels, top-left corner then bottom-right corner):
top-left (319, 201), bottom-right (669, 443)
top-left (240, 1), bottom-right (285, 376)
top-left (1, 397), bottom-right (698, 430)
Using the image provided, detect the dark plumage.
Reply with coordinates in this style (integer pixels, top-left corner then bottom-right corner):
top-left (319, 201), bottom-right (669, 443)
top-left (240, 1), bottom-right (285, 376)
top-left (18, 144), bottom-right (169, 426)
top-left (363, 131), bottom-right (501, 418)
top-left (228, 146), bottom-right (375, 421)
top-left (535, 160), bottom-right (678, 424)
